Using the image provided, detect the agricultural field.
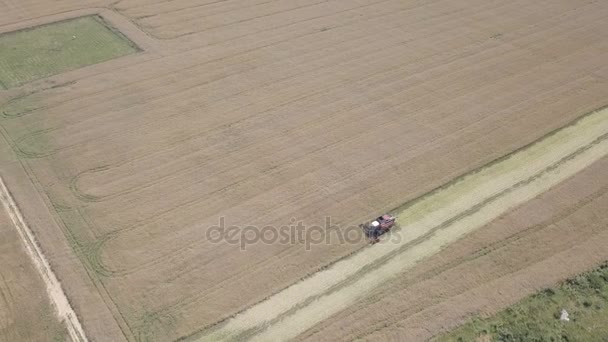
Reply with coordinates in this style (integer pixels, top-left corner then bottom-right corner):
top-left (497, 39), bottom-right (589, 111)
top-left (0, 15), bottom-right (138, 89)
top-left (0, 210), bottom-right (68, 341)
top-left (0, 0), bottom-right (607, 341)
top-left (438, 263), bottom-right (608, 342)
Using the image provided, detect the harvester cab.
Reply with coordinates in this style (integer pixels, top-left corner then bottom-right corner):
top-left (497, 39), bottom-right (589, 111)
top-left (361, 214), bottom-right (396, 244)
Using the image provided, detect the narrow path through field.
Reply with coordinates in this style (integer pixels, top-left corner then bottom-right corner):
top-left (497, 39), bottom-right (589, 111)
top-left (0, 177), bottom-right (88, 342)
top-left (196, 106), bottom-right (608, 341)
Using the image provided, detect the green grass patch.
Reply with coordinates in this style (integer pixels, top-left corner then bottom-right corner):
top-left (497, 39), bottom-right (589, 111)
top-left (0, 15), bottom-right (138, 88)
top-left (437, 262), bottom-right (608, 342)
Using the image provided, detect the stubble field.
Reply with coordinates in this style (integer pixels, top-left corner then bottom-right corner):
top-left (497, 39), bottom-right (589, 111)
top-left (0, 210), bottom-right (67, 341)
top-left (0, 0), bottom-right (607, 341)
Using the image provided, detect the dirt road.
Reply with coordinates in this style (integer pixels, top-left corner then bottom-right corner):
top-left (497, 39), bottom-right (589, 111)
top-left (0, 176), bottom-right (88, 342)
top-left (0, 199), bottom-right (68, 341)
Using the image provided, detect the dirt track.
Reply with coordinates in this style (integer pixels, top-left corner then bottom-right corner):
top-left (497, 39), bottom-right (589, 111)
top-left (0, 176), bottom-right (87, 341)
top-left (0, 197), bottom-right (68, 341)
top-left (0, 0), bottom-right (607, 341)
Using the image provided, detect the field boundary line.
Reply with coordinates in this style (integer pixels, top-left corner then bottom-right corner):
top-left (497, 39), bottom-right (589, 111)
top-left (0, 176), bottom-right (88, 342)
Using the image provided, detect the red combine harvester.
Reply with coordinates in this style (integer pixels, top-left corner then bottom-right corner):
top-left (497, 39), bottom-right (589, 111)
top-left (361, 214), bottom-right (396, 244)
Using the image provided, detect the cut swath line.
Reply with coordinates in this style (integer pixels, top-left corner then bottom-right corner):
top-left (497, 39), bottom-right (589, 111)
top-left (0, 177), bottom-right (88, 342)
top-left (196, 106), bottom-right (608, 341)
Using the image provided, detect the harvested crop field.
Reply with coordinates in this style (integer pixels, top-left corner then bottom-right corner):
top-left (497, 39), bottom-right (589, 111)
top-left (0, 209), bottom-right (68, 341)
top-left (0, 0), bottom-right (607, 341)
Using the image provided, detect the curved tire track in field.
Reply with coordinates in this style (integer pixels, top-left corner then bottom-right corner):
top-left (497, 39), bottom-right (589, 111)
top-left (0, 82), bottom-right (76, 119)
top-left (0, 93), bottom-right (40, 119)
top-left (193, 106), bottom-right (608, 341)
top-left (0, 177), bottom-right (88, 342)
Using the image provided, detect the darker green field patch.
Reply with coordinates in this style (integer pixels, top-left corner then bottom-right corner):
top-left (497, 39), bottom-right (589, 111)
top-left (0, 15), bottom-right (139, 88)
top-left (438, 262), bottom-right (608, 342)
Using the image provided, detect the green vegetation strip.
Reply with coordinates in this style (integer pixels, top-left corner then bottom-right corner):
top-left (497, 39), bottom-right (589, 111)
top-left (0, 16), bottom-right (138, 88)
top-left (438, 263), bottom-right (608, 342)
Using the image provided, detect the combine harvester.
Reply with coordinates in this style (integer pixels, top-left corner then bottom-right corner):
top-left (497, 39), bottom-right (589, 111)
top-left (361, 214), bottom-right (396, 244)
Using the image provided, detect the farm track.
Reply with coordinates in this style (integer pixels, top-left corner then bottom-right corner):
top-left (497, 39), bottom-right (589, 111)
top-left (0, 176), bottom-right (87, 342)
